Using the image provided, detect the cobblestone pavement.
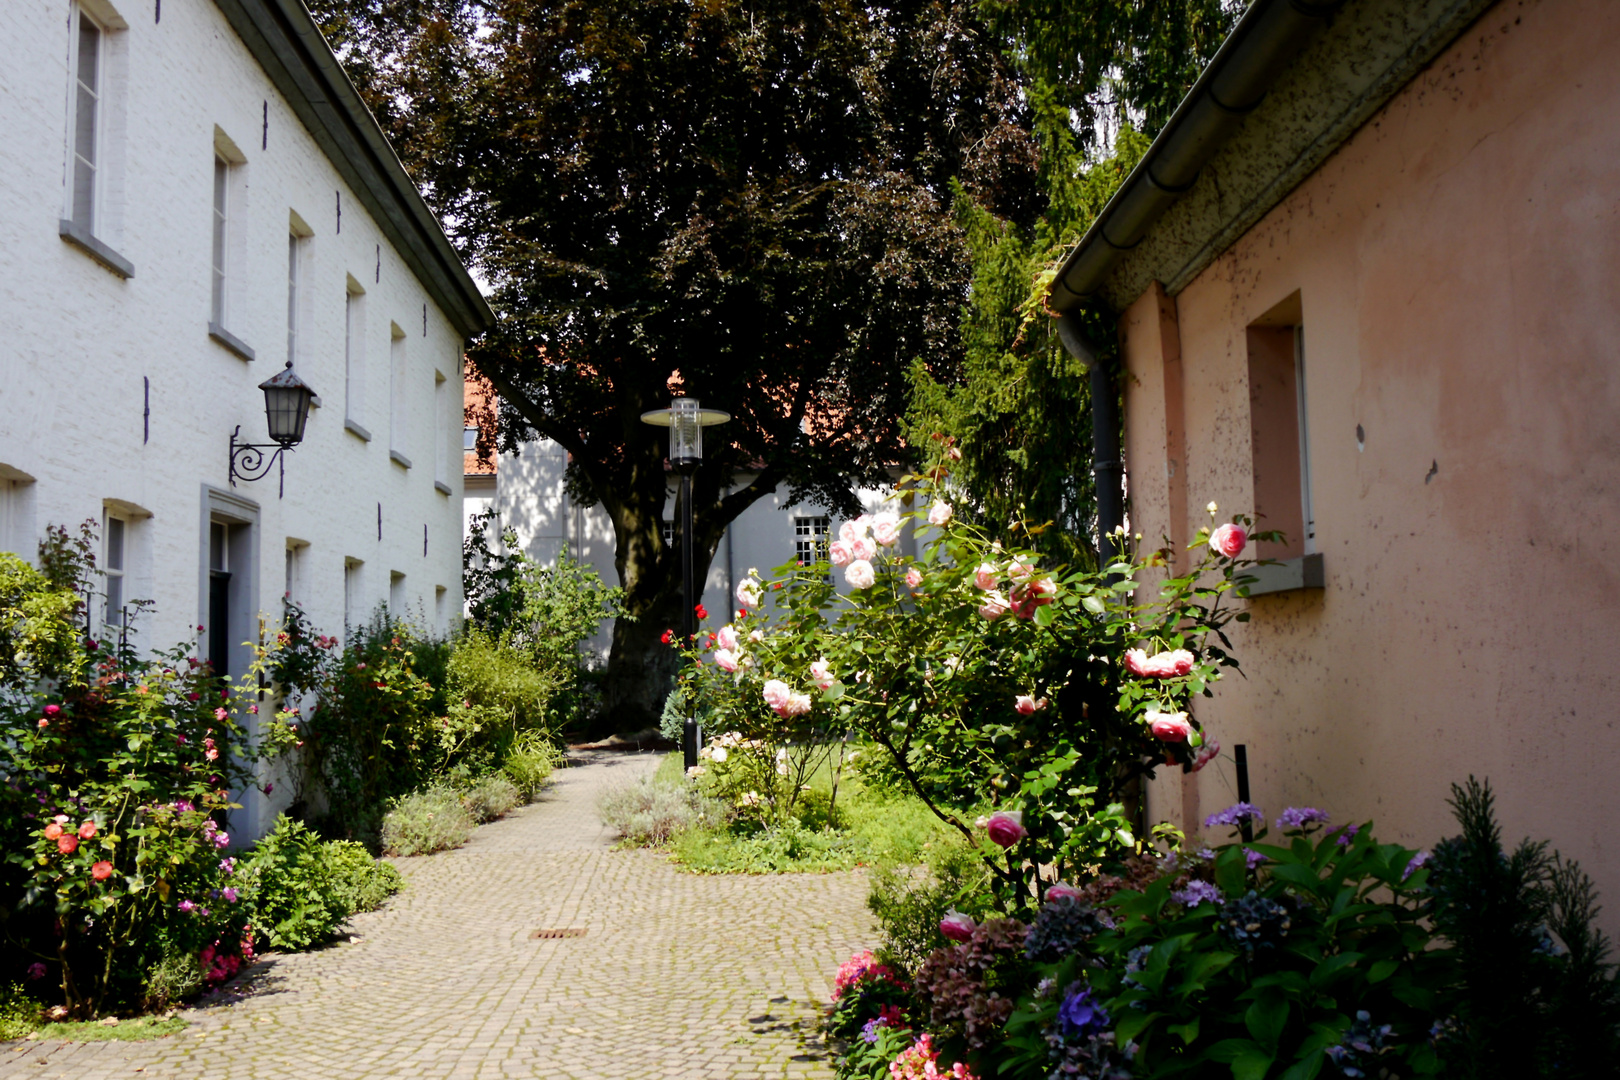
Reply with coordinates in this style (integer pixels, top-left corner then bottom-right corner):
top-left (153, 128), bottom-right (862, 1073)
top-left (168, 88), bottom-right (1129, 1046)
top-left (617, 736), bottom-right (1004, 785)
top-left (1, 752), bottom-right (876, 1080)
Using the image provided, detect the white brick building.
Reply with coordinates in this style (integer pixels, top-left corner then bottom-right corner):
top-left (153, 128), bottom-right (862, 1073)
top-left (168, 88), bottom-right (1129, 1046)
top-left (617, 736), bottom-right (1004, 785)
top-left (0, 0), bottom-right (492, 833)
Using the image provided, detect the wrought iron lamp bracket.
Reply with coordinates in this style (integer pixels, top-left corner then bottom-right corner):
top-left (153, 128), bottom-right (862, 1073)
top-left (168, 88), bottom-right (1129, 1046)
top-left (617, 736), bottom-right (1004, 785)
top-left (228, 425), bottom-right (290, 498)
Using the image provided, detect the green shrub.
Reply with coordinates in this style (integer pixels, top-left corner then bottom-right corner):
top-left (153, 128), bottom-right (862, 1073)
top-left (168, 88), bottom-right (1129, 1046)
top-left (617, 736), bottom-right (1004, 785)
top-left (140, 948), bottom-right (201, 1011)
top-left (599, 776), bottom-right (726, 846)
top-left (323, 840), bottom-right (404, 915)
top-left (866, 840), bottom-right (997, 973)
top-left (381, 787), bottom-right (474, 856)
top-left (461, 772), bottom-right (523, 823)
top-left (447, 630), bottom-right (561, 739)
top-left (239, 816), bottom-right (348, 951)
top-left (0, 983), bottom-right (40, 1041)
top-left (503, 729), bottom-right (558, 798)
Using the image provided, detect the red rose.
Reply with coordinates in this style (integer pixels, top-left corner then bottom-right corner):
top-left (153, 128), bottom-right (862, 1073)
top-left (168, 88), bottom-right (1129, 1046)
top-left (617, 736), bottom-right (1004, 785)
top-left (57, 836), bottom-right (79, 855)
top-left (91, 861), bottom-right (113, 881)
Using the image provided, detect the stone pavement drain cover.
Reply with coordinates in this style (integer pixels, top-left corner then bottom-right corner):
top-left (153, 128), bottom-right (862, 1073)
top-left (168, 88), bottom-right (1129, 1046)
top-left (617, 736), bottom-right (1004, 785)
top-left (529, 928), bottom-right (587, 939)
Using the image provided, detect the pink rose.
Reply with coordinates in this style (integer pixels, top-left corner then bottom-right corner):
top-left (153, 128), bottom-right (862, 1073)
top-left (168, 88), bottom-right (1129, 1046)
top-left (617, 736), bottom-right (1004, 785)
top-left (43, 705), bottom-right (60, 716)
top-left (736, 579), bottom-right (763, 608)
top-left (91, 861), bottom-right (113, 881)
top-left (850, 536), bottom-right (876, 561)
top-left (1147, 710), bottom-right (1192, 742)
top-left (57, 836), bottom-right (79, 855)
top-left (985, 811), bottom-right (1026, 848)
top-left (1014, 695), bottom-right (1047, 716)
top-left (214, 707), bottom-right (228, 721)
top-left (828, 540), bottom-right (854, 567)
top-left (784, 692), bottom-right (812, 717)
top-left (1045, 882), bottom-right (1083, 903)
top-left (927, 501), bottom-right (953, 526)
top-left (716, 625), bottom-right (740, 651)
top-left (37, 718), bottom-right (48, 729)
top-left (939, 910), bottom-right (977, 943)
top-left (904, 567), bottom-right (922, 589)
top-left (43, 823), bottom-right (63, 840)
top-left (809, 659), bottom-right (834, 691)
top-left (844, 559), bottom-right (876, 590)
top-left (871, 513), bottom-right (901, 547)
top-left (1210, 522), bottom-right (1248, 559)
top-left (78, 821), bottom-right (96, 840)
top-left (762, 680), bottom-right (793, 714)
top-left (1125, 648), bottom-right (1195, 678)
top-left (973, 563), bottom-right (998, 591)
top-left (715, 648), bottom-right (740, 673)
top-left (1191, 739), bottom-right (1220, 772)
top-left (978, 591), bottom-right (1010, 620)
top-left (1008, 559), bottom-right (1035, 582)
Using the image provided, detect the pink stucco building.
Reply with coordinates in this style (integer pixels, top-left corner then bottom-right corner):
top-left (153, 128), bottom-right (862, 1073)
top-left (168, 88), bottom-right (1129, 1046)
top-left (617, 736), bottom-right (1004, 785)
top-left (1047, 0), bottom-right (1620, 910)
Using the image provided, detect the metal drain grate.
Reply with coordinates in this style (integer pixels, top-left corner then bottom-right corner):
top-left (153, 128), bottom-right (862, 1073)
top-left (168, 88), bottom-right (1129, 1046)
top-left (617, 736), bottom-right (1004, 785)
top-left (529, 928), bottom-right (587, 940)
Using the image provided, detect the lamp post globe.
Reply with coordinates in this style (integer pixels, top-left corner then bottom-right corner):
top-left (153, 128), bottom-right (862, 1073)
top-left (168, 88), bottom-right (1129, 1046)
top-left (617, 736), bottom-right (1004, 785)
top-left (259, 360), bottom-right (317, 446)
top-left (640, 397), bottom-right (730, 768)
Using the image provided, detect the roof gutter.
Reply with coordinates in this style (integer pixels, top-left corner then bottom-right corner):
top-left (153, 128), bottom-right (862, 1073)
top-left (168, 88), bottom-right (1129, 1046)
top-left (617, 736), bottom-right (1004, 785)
top-left (213, 0), bottom-right (495, 338)
top-left (1047, 0), bottom-right (1345, 313)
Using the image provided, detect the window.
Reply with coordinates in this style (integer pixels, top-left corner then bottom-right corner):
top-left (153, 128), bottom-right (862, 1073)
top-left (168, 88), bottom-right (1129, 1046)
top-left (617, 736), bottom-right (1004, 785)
top-left (287, 234), bottom-right (302, 364)
top-left (1246, 292), bottom-right (1314, 560)
top-left (343, 278), bottom-right (369, 437)
top-left (208, 521), bottom-right (230, 674)
top-left (434, 371), bottom-right (448, 487)
top-left (434, 585), bottom-right (447, 632)
top-left (210, 158), bottom-right (228, 322)
top-left (70, 10), bottom-right (104, 232)
top-left (463, 426), bottom-right (479, 451)
top-left (285, 539), bottom-right (308, 605)
top-left (343, 558), bottom-right (363, 637)
top-left (795, 515), bottom-right (830, 566)
top-left (389, 324), bottom-right (409, 465)
top-left (103, 513), bottom-right (126, 631)
top-left (0, 465), bottom-right (38, 559)
top-left (389, 572), bottom-right (407, 618)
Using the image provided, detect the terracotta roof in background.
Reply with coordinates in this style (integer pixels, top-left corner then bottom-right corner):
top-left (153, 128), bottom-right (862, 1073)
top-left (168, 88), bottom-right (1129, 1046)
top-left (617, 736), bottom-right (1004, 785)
top-left (464, 371), bottom-right (497, 475)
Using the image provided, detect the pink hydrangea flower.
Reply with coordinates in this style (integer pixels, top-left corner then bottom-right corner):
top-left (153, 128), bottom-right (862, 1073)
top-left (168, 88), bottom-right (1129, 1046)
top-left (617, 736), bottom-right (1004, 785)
top-left (1045, 882), bottom-right (1083, 903)
top-left (927, 501), bottom-right (953, 526)
top-left (872, 512), bottom-right (901, 547)
top-left (829, 540), bottom-right (854, 566)
top-left (1210, 522), bottom-right (1248, 558)
top-left (973, 563), bottom-right (998, 591)
top-left (985, 810), bottom-right (1025, 847)
top-left (978, 591), bottom-right (1010, 620)
top-left (939, 910), bottom-right (977, 942)
top-left (845, 559), bottom-right (876, 590)
top-left (904, 566), bottom-right (922, 589)
top-left (1147, 710), bottom-right (1192, 742)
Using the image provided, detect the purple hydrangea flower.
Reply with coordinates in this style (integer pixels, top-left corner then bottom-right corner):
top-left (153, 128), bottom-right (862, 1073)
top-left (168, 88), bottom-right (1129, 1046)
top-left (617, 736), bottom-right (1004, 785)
top-left (1204, 803), bottom-right (1265, 830)
top-left (223, 887), bottom-right (238, 903)
top-left (219, 857), bottom-right (236, 876)
top-left (1335, 824), bottom-right (1361, 849)
top-left (859, 1018), bottom-right (883, 1044)
top-left (1245, 847), bottom-right (1267, 869)
top-left (1058, 986), bottom-right (1110, 1038)
top-left (1404, 850), bottom-right (1430, 880)
top-left (1278, 806), bottom-right (1331, 830)
top-left (1171, 880), bottom-right (1221, 908)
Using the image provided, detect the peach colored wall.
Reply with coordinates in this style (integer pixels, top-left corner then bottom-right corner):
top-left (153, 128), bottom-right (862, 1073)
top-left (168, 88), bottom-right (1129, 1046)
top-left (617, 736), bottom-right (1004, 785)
top-left (1124, 0), bottom-right (1620, 913)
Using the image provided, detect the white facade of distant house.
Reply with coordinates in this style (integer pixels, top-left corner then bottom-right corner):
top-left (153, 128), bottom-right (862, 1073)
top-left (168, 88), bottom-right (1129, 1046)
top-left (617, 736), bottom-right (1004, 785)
top-left (0, 0), bottom-right (492, 838)
top-left (467, 437), bottom-right (917, 659)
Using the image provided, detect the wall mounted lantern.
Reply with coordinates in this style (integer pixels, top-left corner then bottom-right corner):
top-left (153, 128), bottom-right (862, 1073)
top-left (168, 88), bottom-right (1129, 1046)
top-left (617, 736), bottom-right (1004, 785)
top-left (641, 396), bottom-right (730, 767)
top-left (229, 360), bottom-right (317, 498)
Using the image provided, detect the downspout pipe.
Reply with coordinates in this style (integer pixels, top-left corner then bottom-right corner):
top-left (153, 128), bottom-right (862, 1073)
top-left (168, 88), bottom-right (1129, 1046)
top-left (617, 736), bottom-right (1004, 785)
top-left (1057, 312), bottom-right (1124, 566)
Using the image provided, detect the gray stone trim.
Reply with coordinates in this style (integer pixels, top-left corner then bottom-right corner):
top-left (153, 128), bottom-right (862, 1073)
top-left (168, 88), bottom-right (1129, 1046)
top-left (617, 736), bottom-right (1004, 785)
top-left (211, 0), bottom-right (493, 338)
top-left (59, 219), bottom-right (134, 279)
top-left (434, 480), bottom-right (453, 496)
top-left (344, 418), bottom-right (372, 442)
top-left (390, 449), bottom-right (413, 469)
top-left (1237, 553), bottom-right (1324, 597)
top-left (208, 322), bottom-right (257, 361)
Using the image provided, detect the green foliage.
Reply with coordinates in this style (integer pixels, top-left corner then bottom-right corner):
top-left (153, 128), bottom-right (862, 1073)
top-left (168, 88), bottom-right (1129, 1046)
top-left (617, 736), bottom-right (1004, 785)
top-left (139, 947), bottom-right (202, 1011)
top-left (502, 729), bottom-right (559, 800)
top-left (0, 523), bottom-right (276, 1017)
top-left (380, 787), bottom-right (474, 857)
top-left (867, 841), bottom-right (998, 974)
top-left (0, 983), bottom-right (40, 1041)
top-left (0, 543), bottom-right (84, 686)
top-left (1428, 778), bottom-right (1620, 1078)
top-left (681, 453), bottom-right (1276, 915)
top-left (460, 772), bottom-right (523, 823)
top-left (236, 817), bottom-right (404, 952)
top-left (598, 775), bottom-right (726, 848)
top-left (322, 841), bottom-right (404, 916)
top-left (29, 1015), bottom-right (188, 1042)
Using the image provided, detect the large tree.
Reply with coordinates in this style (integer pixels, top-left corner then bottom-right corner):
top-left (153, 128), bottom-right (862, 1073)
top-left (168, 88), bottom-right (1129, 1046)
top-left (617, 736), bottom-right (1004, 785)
top-left (309, 0), bottom-right (1039, 726)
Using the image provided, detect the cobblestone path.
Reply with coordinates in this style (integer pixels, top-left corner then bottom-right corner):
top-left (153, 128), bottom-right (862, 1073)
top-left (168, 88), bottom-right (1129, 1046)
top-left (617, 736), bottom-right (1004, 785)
top-left (1, 753), bottom-right (876, 1080)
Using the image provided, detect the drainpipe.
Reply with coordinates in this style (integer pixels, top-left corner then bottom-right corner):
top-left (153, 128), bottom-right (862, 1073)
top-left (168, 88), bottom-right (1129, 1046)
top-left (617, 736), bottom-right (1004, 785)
top-left (1057, 312), bottom-right (1124, 565)
top-left (723, 483), bottom-right (734, 615)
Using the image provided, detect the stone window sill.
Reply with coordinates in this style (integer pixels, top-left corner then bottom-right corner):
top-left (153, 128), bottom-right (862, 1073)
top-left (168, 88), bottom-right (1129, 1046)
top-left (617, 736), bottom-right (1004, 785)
top-left (208, 323), bottom-right (256, 362)
top-left (60, 219), bottom-right (134, 279)
top-left (434, 480), bottom-right (453, 496)
top-left (344, 418), bottom-right (372, 442)
top-left (390, 449), bottom-right (413, 469)
top-left (1238, 553), bottom-right (1324, 597)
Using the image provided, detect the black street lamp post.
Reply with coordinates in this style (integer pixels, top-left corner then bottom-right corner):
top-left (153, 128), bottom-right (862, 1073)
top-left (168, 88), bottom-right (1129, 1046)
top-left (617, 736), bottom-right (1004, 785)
top-left (229, 360), bottom-right (318, 498)
top-left (641, 397), bottom-right (730, 769)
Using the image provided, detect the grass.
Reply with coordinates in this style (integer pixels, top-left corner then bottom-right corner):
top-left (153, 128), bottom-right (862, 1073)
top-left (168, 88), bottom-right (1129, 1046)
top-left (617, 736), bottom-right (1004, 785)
top-left (21, 1016), bottom-right (188, 1042)
top-left (630, 751), bottom-right (958, 874)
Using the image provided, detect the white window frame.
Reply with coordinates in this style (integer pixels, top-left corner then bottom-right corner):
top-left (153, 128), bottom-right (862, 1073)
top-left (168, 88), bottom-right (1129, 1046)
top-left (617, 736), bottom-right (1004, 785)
top-left (463, 426), bottom-right (479, 452)
top-left (103, 511), bottom-right (126, 631)
top-left (343, 558), bottom-right (363, 638)
top-left (60, 0), bottom-right (131, 276)
top-left (389, 324), bottom-right (410, 465)
top-left (287, 233), bottom-right (302, 365)
top-left (1294, 325), bottom-right (1316, 556)
top-left (434, 370), bottom-right (449, 486)
top-left (794, 515), bottom-right (830, 566)
top-left (67, 4), bottom-right (105, 234)
top-left (345, 277), bottom-right (367, 433)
